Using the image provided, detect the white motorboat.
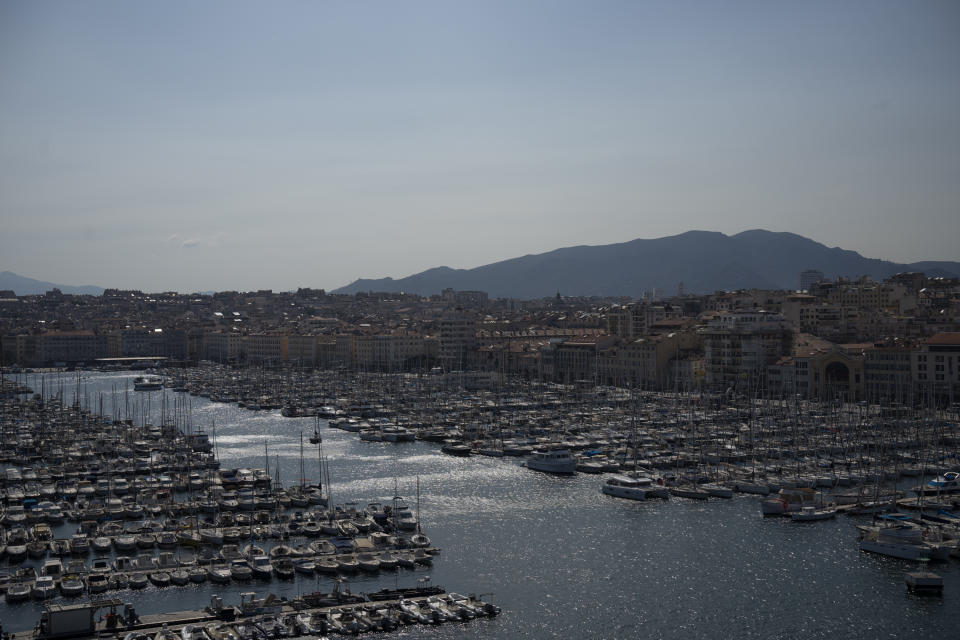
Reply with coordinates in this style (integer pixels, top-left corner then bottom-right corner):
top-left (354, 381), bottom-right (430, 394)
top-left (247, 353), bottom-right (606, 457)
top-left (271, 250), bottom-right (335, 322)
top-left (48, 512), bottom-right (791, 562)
top-left (914, 471), bottom-right (960, 496)
top-left (199, 528), bottom-right (224, 545)
top-left (249, 555), bottom-right (273, 579)
top-left (760, 487), bottom-right (824, 516)
top-left (134, 376), bottom-right (164, 391)
top-left (858, 524), bottom-right (936, 561)
top-left (207, 563), bottom-right (232, 584)
top-left (669, 485), bottom-right (710, 500)
top-left (859, 532), bottom-right (934, 561)
top-left (229, 559), bottom-right (252, 581)
top-left (60, 574), bottom-right (84, 596)
top-left (398, 599), bottom-right (432, 624)
top-left (378, 551), bottom-right (399, 569)
top-left (525, 448), bottom-right (577, 475)
top-left (92, 536), bottom-right (113, 553)
top-left (357, 552), bottom-right (381, 572)
top-left (791, 505), bottom-right (837, 521)
top-left (601, 475), bottom-right (647, 500)
top-left (292, 557), bottom-right (315, 575)
top-left (5, 581), bottom-right (31, 603)
top-left (87, 573), bottom-right (110, 593)
top-left (179, 624), bottom-right (205, 640)
top-left (702, 483), bottom-right (734, 499)
top-left (32, 576), bottom-right (57, 599)
top-left (395, 551), bottom-right (416, 569)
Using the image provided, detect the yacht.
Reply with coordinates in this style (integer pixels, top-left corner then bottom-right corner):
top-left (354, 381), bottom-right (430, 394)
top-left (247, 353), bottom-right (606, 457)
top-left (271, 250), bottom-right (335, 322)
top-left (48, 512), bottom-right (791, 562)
top-left (229, 559), bottom-right (252, 581)
top-left (207, 562), bottom-right (232, 584)
top-left (59, 574), bottom-right (84, 597)
top-left (859, 526), bottom-right (935, 561)
top-left (133, 375), bottom-right (164, 391)
top-left (292, 557), bottom-right (316, 575)
top-left (760, 487), bottom-right (824, 516)
top-left (249, 555), bottom-right (273, 579)
top-left (112, 477), bottom-right (131, 495)
top-left (86, 573), bottom-right (109, 593)
top-left (525, 448), bottom-right (577, 475)
top-left (791, 505), bottom-right (838, 521)
top-left (913, 471), bottom-right (960, 496)
top-left (440, 440), bottom-right (472, 456)
top-left (357, 553), bottom-right (381, 572)
top-left (41, 559), bottom-right (64, 581)
top-left (5, 581), bottom-right (31, 603)
top-left (32, 576), bottom-right (57, 600)
top-left (601, 475), bottom-right (647, 500)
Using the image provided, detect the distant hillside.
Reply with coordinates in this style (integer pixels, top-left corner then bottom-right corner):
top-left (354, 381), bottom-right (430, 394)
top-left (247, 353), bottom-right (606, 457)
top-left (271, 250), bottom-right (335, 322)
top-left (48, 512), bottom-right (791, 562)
top-left (0, 271), bottom-right (105, 296)
top-left (333, 230), bottom-right (960, 298)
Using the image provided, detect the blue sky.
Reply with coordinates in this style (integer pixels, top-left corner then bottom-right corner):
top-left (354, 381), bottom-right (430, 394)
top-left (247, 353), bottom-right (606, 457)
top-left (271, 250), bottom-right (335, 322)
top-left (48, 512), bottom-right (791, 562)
top-left (1, 1), bottom-right (958, 292)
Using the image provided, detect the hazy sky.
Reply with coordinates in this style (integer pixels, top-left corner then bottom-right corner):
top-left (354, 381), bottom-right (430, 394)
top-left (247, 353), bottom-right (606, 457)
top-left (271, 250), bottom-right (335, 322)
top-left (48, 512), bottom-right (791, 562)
top-left (2, 1), bottom-right (958, 292)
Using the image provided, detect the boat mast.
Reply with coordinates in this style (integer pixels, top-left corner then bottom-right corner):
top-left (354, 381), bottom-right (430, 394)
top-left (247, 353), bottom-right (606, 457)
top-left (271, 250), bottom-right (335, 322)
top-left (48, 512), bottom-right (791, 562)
top-left (300, 430), bottom-right (306, 490)
top-left (315, 420), bottom-right (323, 495)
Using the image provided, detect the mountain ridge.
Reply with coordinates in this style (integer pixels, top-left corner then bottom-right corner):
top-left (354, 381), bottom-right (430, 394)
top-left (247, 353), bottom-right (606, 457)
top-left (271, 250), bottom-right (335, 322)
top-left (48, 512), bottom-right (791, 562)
top-left (333, 230), bottom-right (960, 298)
top-left (0, 271), bottom-right (105, 296)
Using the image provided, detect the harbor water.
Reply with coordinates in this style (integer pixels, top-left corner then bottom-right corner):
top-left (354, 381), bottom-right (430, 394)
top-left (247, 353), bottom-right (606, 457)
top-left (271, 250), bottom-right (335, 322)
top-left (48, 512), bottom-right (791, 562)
top-left (2, 371), bottom-right (956, 638)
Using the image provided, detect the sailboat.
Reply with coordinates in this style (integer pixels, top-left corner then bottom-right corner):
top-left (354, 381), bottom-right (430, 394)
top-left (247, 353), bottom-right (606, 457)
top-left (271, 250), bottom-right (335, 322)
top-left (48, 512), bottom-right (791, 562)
top-left (410, 476), bottom-right (431, 547)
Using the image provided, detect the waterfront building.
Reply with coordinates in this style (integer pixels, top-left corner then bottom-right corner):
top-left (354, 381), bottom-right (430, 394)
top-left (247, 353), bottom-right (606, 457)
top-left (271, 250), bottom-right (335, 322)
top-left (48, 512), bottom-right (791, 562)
top-left (439, 311), bottom-right (478, 371)
top-left (203, 332), bottom-right (242, 364)
top-left (863, 342), bottom-right (913, 404)
top-left (766, 335), bottom-right (866, 401)
top-left (596, 331), bottom-right (700, 390)
top-left (550, 336), bottom-right (617, 385)
top-left (701, 310), bottom-right (793, 392)
top-left (353, 333), bottom-right (427, 371)
top-left (19, 331), bottom-right (108, 365)
top-left (912, 332), bottom-right (960, 404)
top-left (242, 334), bottom-right (288, 364)
top-left (287, 334), bottom-right (321, 367)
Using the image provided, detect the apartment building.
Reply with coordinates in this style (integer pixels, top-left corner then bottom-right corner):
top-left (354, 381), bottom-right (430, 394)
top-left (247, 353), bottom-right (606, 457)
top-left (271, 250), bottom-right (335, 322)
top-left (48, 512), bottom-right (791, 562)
top-left (242, 334), bottom-right (288, 363)
top-left (353, 334), bottom-right (426, 371)
top-left (606, 303), bottom-right (681, 339)
top-left (913, 332), bottom-right (960, 404)
top-left (863, 344), bottom-right (913, 404)
top-left (288, 334), bottom-right (321, 367)
top-left (203, 332), bottom-right (243, 363)
top-left (700, 311), bottom-right (793, 391)
top-left (439, 312), bottom-right (478, 371)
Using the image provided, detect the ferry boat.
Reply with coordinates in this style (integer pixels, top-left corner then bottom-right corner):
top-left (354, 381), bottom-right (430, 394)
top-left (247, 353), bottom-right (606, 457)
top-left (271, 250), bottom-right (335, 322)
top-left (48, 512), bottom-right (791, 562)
top-left (133, 376), bottom-right (163, 391)
top-left (525, 448), bottom-right (577, 475)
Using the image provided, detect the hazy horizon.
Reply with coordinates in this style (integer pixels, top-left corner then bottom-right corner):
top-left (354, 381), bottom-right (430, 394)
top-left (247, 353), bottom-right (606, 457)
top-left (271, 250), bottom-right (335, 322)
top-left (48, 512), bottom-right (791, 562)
top-left (2, 1), bottom-right (958, 292)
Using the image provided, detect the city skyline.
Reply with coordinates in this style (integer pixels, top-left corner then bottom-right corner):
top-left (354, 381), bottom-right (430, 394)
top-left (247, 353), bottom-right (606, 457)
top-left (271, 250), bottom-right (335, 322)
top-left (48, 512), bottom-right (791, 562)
top-left (2, 1), bottom-right (958, 292)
